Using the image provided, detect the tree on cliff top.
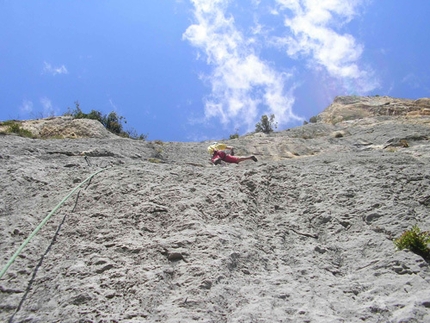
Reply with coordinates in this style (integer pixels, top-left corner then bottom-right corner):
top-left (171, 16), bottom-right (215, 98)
top-left (255, 114), bottom-right (277, 134)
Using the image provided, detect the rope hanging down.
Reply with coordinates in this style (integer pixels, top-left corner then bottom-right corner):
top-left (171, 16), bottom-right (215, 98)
top-left (0, 168), bottom-right (107, 280)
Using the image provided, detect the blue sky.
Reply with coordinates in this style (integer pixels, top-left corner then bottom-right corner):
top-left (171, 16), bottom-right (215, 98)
top-left (1, 1), bottom-right (429, 142)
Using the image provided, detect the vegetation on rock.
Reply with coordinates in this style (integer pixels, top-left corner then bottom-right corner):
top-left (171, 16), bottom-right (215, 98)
top-left (229, 128), bottom-right (240, 139)
top-left (394, 225), bottom-right (430, 260)
top-left (309, 115), bottom-right (318, 123)
top-left (255, 114), bottom-right (277, 134)
top-left (3, 121), bottom-right (34, 138)
top-left (65, 101), bottom-right (147, 140)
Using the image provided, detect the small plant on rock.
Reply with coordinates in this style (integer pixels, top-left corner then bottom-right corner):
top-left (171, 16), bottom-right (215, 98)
top-left (309, 116), bottom-right (318, 123)
top-left (229, 129), bottom-right (239, 139)
top-left (148, 158), bottom-right (162, 163)
top-left (394, 225), bottom-right (430, 260)
top-left (5, 121), bottom-right (34, 138)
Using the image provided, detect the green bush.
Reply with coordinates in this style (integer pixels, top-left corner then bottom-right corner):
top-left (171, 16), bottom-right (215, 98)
top-left (65, 101), bottom-right (146, 140)
top-left (124, 128), bottom-right (147, 140)
top-left (309, 116), bottom-right (318, 123)
top-left (6, 122), bottom-right (34, 138)
top-left (394, 225), bottom-right (430, 259)
top-left (255, 114), bottom-right (277, 134)
top-left (229, 129), bottom-right (239, 139)
top-left (104, 111), bottom-right (124, 134)
top-left (2, 120), bottom-right (18, 127)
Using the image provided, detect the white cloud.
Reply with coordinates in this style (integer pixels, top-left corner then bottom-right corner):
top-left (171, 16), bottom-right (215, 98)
top-left (43, 61), bottom-right (68, 76)
top-left (183, 0), bottom-right (379, 131)
top-left (40, 97), bottom-right (58, 117)
top-left (20, 100), bottom-right (33, 114)
top-left (274, 0), bottom-right (378, 92)
top-left (40, 97), bottom-right (52, 110)
top-left (402, 73), bottom-right (420, 89)
top-left (183, 0), bottom-right (302, 131)
top-left (109, 98), bottom-right (119, 111)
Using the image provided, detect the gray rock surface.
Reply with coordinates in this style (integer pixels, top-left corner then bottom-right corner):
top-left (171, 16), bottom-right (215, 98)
top-left (1, 96), bottom-right (430, 322)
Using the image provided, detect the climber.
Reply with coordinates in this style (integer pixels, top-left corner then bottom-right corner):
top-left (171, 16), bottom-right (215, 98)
top-left (207, 142), bottom-right (258, 165)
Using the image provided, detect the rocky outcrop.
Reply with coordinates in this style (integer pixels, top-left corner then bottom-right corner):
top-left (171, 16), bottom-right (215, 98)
top-left (0, 116), bottom-right (117, 139)
top-left (316, 96), bottom-right (430, 124)
top-left (1, 96), bottom-right (430, 322)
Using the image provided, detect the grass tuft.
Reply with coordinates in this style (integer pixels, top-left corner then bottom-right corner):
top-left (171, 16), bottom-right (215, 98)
top-left (5, 121), bottom-right (34, 138)
top-left (394, 225), bottom-right (430, 260)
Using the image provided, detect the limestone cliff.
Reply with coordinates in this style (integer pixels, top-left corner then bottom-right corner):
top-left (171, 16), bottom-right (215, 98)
top-left (1, 96), bottom-right (430, 322)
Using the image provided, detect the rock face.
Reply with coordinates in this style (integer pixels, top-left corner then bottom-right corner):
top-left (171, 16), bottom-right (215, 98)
top-left (1, 96), bottom-right (430, 323)
top-left (317, 95), bottom-right (430, 124)
top-left (0, 116), bottom-right (118, 139)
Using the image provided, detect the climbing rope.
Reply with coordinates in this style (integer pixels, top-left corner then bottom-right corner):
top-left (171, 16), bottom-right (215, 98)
top-left (0, 167), bottom-right (107, 280)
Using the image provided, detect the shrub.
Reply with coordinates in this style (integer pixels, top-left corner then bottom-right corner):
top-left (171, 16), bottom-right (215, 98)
top-left (104, 111), bottom-right (124, 134)
top-left (309, 116), bottom-right (318, 123)
top-left (125, 128), bottom-right (147, 140)
top-left (2, 120), bottom-right (18, 127)
top-left (148, 158), bottom-right (162, 163)
top-left (65, 101), bottom-right (146, 140)
top-left (394, 225), bottom-right (430, 259)
top-left (229, 129), bottom-right (239, 139)
top-left (255, 114), bottom-right (277, 134)
top-left (6, 122), bottom-right (34, 138)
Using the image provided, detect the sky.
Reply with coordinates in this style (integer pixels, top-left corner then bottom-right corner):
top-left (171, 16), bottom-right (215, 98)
top-left (1, 0), bottom-right (429, 142)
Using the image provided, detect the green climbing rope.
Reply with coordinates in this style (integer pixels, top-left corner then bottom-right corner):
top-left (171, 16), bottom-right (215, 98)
top-left (0, 168), bottom-right (107, 280)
